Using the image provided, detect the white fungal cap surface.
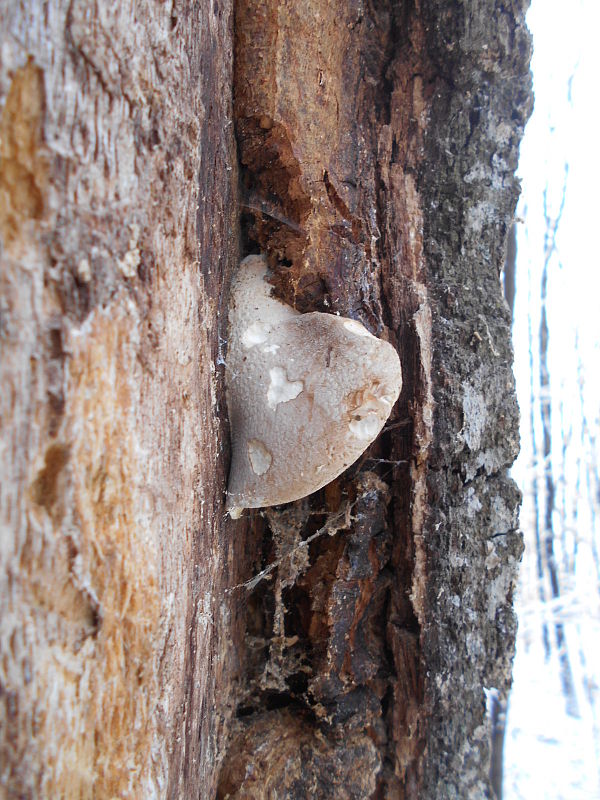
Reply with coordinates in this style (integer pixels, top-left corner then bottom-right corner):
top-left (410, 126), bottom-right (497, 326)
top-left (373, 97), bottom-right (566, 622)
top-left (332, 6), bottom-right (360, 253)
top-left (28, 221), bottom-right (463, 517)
top-left (225, 254), bottom-right (402, 515)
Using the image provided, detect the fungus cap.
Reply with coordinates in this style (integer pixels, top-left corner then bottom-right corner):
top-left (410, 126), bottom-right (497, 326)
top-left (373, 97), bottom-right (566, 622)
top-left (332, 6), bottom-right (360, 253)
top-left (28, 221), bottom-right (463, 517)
top-left (225, 255), bottom-right (402, 517)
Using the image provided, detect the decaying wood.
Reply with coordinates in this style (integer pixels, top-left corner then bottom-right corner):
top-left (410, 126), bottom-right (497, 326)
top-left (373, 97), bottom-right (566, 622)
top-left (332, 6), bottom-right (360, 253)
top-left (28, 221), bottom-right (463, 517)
top-left (1, 1), bottom-right (532, 798)
top-left (223, 2), bottom-right (531, 798)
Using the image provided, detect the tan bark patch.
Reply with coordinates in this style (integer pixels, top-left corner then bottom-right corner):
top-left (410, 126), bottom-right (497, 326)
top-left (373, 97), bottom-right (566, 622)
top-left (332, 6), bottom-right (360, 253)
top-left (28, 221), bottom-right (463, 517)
top-left (0, 61), bottom-right (48, 251)
top-left (64, 301), bottom-right (160, 797)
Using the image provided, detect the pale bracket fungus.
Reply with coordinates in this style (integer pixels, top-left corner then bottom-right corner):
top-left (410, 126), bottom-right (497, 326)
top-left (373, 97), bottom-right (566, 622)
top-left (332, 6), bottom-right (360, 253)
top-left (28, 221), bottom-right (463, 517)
top-left (225, 254), bottom-right (402, 518)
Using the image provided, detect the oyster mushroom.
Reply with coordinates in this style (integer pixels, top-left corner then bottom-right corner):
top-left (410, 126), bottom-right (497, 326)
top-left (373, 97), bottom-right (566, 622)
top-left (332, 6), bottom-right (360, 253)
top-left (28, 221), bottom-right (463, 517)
top-left (225, 255), bottom-right (402, 518)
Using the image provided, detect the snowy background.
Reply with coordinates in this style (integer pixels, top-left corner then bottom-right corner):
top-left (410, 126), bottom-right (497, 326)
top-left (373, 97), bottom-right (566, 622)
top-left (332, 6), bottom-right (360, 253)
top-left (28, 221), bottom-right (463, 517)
top-left (504, 1), bottom-right (600, 797)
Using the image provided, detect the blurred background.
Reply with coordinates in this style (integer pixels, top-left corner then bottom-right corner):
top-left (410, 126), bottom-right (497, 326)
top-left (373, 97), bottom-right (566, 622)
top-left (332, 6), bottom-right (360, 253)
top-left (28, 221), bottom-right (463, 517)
top-left (503, 1), bottom-right (600, 797)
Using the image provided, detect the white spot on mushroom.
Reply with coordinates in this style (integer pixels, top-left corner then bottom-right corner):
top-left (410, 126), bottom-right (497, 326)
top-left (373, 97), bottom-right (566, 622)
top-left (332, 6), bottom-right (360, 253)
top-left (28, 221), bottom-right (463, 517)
top-left (346, 381), bottom-right (396, 423)
top-left (247, 439), bottom-right (272, 475)
top-left (349, 413), bottom-right (381, 439)
top-left (343, 319), bottom-right (374, 338)
top-left (267, 366), bottom-right (304, 409)
top-left (242, 321), bottom-right (271, 348)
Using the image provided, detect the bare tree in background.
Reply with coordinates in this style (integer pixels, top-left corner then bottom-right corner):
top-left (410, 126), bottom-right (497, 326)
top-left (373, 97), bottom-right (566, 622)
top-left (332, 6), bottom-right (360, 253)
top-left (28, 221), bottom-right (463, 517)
top-left (535, 174), bottom-right (580, 719)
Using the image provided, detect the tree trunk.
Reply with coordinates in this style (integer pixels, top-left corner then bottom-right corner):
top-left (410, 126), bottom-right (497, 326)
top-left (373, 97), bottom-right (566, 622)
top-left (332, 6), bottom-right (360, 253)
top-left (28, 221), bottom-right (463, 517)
top-left (0, 1), bottom-right (532, 799)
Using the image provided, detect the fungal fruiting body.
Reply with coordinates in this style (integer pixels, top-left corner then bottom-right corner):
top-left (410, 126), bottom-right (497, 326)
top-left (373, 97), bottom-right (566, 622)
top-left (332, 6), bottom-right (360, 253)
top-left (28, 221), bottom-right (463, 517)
top-left (225, 255), bottom-right (402, 518)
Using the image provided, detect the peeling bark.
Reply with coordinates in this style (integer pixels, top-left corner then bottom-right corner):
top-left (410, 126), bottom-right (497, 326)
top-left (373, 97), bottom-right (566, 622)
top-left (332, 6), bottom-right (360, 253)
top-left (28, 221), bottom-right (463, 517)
top-left (1, 1), bottom-right (532, 798)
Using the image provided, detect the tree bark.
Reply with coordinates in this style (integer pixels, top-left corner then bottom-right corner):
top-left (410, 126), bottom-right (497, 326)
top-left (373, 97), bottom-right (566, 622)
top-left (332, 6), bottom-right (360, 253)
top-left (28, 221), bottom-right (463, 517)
top-left (0, 1), bottom-right (532, 799)
top-left (1, 3), bottom-right (243, 798)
